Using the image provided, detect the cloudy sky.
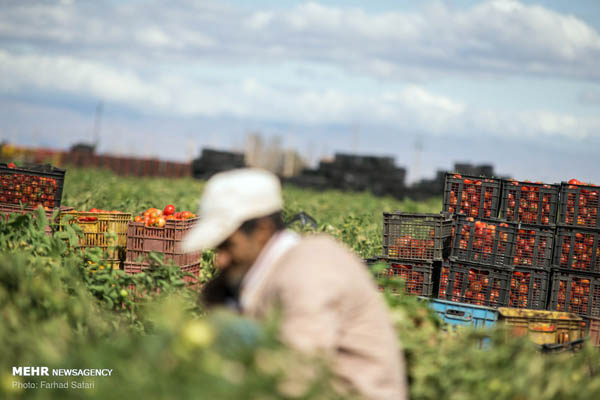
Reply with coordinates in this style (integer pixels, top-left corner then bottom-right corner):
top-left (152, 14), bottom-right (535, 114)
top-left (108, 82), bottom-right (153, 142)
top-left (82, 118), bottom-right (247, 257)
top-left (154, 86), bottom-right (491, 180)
top-left (1, 0), bottom-right (599, 184)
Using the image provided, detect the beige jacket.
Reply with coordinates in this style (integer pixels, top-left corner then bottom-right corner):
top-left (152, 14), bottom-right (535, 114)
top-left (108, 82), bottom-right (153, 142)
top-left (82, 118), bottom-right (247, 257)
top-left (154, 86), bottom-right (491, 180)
top-left (241, 232), bottom-right (408, 400)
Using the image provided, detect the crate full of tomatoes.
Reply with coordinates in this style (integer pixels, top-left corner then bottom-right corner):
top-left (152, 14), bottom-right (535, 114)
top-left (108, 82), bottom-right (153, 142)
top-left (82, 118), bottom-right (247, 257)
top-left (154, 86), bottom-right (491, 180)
top-left (366, 257), bottom-right (437, 297)
top-left (548, 269), bottom-right (600, 318)
top-left (508, 267), bottom-right (550, 310)
top-left (512, 225), bottom-right (554, 269)
top-left (125, 205), bottom-right (201, 267)
top-left (451, 216), bottom-right (516, 268)
top-left (558, 179), bottom-right (600, 228)
top-left (443, 173), bottom-right (501, 219)
top-left (0, 162), bottom-right (66, 209)
top-left (438, 259), bottom-right (511, 308)
top-left (552, 226), bottom-right (600, 273)
top-left (59, 208), bottom-right (131, 263)
top-left (382, 212), bottom-right (453, 262)
top-left (499, 179), bottom-right (559, 226)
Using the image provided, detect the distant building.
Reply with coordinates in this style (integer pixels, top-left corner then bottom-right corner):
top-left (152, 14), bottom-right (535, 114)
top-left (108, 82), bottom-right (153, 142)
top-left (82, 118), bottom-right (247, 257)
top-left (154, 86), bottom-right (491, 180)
top-left (69, 143), bottom-right (96, 155)
top-left (191, 148), bottom-right (246, 179)
top-left (244, 133), bottom-right (305, 177)
top-left (286, 153), bottom-right (406, 198)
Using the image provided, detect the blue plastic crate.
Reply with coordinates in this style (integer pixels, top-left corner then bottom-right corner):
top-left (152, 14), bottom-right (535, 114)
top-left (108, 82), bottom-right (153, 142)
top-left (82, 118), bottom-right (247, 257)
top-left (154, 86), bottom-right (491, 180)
top-left (427, 298), bottom-right (498, 329)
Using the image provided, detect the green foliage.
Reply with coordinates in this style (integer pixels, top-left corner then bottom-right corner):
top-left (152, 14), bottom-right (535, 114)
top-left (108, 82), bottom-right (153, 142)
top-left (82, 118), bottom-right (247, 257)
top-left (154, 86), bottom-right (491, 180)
top-left (0, 210), bottom-right (341, 399)
top-left (1, 167), bottom-right (599, 399)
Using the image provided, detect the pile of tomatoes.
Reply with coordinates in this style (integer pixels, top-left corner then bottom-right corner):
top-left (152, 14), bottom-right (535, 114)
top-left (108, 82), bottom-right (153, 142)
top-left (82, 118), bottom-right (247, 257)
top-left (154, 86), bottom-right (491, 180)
top-left (556, 230), bottom-right (600, 271)
top-left (388, 232), bottom-right (435, 259)
top-left (509, 270), bottom-right (543, 308)
top-left (378, 262), bottom-right (427, 295)
top-left (76, 208), bottom-right (126, 222)
top-left (439, 265), bottom-right (503, 306)
top-left (504, 181), bottom-right (556, 225)
top-left (513, 228), bottom-right (551, 268)
top-left (1, 162), bottom-right (60, 208)
top-left (555, 277), bottom-right (598, 315)
top-left (133, 205), bottom-right (196, 227)
top-left (455, 218), bottom-right (511, 264)
top-left (447, 174), bottom-right (498, 218)
top-left (562, 179), bottom-right (600, 227)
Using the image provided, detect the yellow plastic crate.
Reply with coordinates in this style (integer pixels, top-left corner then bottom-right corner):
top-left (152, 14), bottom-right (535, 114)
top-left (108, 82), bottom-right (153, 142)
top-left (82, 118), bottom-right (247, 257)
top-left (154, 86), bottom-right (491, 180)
top-left (60, 211), bottom-right (131, 262)
top-left (498, 307), bottom-right (583, 345)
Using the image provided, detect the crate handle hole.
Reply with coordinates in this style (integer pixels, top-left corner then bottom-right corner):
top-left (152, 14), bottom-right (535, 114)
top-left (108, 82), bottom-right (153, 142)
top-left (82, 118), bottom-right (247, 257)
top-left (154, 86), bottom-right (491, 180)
top-left (445, 309), bottom-right (472, 321)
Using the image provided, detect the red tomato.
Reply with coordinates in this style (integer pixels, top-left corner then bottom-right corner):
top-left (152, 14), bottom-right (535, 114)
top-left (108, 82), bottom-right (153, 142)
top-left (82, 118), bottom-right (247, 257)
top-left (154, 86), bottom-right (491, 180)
top-left (163, 204), bottom-right (175, 216)
top-left (90, 208), bottom-right (99, 212)
top-left (181, 211), bottom-right (192, 219)
top-left (150, 210), bottom-right (161, 219)
top-left (568, 179), bottom-right (580, 185)
top-left (134, 215), bottom-right (144, 223)
top-left (7, 162), bottom-right (16, 168)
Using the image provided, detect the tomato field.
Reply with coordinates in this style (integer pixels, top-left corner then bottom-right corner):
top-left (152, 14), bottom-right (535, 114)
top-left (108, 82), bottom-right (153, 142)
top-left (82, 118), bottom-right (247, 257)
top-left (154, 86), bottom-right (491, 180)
top-left (1, 167), bottom-right (600, 399)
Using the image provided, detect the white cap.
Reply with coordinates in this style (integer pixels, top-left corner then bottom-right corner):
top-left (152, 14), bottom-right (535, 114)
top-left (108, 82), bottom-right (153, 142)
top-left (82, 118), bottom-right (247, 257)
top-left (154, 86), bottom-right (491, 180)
top-left (181, 168), bottom-right (283, 252)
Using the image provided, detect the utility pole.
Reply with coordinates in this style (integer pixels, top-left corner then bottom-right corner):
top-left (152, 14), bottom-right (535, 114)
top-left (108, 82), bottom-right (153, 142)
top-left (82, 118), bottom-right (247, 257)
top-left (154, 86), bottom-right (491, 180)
top-left (93, 101), bottom-right (103, 149)
top-left (413, 135), bottom-right (423, 184)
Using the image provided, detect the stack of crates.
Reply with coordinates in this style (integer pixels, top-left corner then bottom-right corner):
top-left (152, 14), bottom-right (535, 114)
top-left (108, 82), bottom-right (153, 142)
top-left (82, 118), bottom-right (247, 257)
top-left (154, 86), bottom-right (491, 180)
top-left (498, 179), bottom-right (558, 310)
top-left (370, 212), bottom-right (453, 297)
top-left (441, 174), bottom-right (510, 308)
top-left (441, 175), bottom-right (556, 310)
top-left (547, 181), bottom-right (600, 333)
top-left (124, 218), bottom-right (202, 285)
top-left (0, 162), bottom-right (68, 234)
top-left (440, 215), bottom-right (517, 308)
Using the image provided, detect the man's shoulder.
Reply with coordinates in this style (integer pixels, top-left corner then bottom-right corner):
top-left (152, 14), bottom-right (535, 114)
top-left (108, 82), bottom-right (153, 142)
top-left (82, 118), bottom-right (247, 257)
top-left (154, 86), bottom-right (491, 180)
top-left (273, 233), bottom-right (366, 279)
top-left (287, 233), bottom-right (352, 259)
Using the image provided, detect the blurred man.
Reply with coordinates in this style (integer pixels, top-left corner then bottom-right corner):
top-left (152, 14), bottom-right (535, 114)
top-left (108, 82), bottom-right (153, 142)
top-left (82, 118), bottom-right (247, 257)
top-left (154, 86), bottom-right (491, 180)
top-left (182, 168), bottom-right (407, 400)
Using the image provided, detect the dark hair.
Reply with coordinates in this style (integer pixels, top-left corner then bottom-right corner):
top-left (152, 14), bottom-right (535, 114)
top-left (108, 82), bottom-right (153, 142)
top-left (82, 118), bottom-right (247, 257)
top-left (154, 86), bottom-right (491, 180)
top-left (239, 211), bottom-right (285, 234)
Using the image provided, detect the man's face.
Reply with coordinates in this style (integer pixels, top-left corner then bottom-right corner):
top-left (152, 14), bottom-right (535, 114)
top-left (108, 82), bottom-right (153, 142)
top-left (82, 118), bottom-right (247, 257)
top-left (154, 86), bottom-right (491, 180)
top-left (215, 221), bottom-right (272, 282)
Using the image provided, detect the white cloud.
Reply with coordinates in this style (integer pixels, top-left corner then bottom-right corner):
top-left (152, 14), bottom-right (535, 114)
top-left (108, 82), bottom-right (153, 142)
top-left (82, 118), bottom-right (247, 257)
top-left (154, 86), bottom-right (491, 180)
top-left (136, 28), bottom-right (173, 48)
top-left (1, 47), bottom-right (597, 142)
top-left (244, 11), bottom-right (274, 30)
top-left (1, 1), bottom-right (599, 80)
top-left (1, 0), bottom-right (600, 149)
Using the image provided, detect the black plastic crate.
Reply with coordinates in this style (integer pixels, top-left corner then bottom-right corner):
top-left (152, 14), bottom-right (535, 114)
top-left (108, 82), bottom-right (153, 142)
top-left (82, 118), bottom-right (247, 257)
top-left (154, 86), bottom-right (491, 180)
top-left (559, 182), bottom-right (600, 228)
top-left (438, 259), bottom-right (511, 308)
top-left (513, 225), bottom-right (555, 269)
top-left (0, 163), bottom-right (66, 209)
top-left (548, 269), bottom-right (600, 318)
top-left (366, 257), bottom-right (437, 297)
top-left (508, 267), bottom-right (550, 309)
top-left (451, 215), bottom-right (517, 268)
top-left (500, 179), bottom-right (559, 226)
top-left (382, 212), bottom-right (453, 262)
top-left (443, 173), bottom-right (501, 219)
top-left (552, 226), bottom-right (600, 273)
